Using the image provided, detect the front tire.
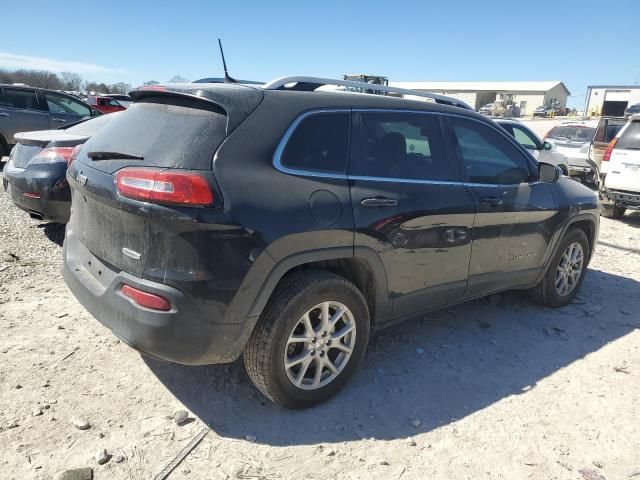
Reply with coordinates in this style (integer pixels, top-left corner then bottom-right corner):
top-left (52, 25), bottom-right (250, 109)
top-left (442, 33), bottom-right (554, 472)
top-left (529, 228), bottom-right (590, 308)
top-left (244, 270), bottom-right (370, 408)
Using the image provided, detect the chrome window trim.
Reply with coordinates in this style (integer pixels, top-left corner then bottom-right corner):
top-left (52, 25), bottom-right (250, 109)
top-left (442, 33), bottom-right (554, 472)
top-left (272, 108), bottom-right (539, 188)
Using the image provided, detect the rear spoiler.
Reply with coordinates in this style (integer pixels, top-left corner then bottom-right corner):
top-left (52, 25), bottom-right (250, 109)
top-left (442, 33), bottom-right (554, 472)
top-left (130, 83), bottom-right (264, 133)
top-left (13, 130), bottom-right (89, 147)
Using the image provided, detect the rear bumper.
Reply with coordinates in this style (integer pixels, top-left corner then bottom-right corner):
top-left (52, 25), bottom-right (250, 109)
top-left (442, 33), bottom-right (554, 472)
top-left (603, 189), bottom-right (640, 208)
top-left (63, 231), bottom-right (250, 365)
top-left (3, 162), bottom-right (70, 223)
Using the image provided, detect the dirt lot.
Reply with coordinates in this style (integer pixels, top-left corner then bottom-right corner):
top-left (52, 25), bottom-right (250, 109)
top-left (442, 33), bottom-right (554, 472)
top-left (1, 169), bottom-right (639, 480)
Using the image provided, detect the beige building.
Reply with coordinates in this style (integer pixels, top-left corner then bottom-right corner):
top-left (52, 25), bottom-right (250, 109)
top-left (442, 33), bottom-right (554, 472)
top-left (584, 85), bottom-right (640, 117)
top-left (389, 81), bottom-right (570, 115)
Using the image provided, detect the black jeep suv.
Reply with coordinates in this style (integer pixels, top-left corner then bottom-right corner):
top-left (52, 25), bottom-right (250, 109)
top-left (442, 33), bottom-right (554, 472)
top-left (63, 77), bottom-right (599, 408)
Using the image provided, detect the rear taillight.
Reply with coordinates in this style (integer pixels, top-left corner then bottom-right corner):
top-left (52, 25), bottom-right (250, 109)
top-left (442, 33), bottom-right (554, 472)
top-left (115, 167), bottom-right (214, 206)
top-left (68, 145), bottom-right (83, 166)
top-left (602, 138), bottom-right (618, 162)
top-left (30, 147), bottom-right (76, 165)
top-left (120, 284), bottom-right (171, 311)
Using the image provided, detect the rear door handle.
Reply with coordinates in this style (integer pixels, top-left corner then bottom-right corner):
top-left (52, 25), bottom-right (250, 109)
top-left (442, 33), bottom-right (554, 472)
top-left (360, 197), bottom-right (398, 208)
top-left (52, 118), bottom-right (67, 122)
top-left (0, 112), bottom-right (9, 117)
top-left (480, 196), bottom-right (503, 206)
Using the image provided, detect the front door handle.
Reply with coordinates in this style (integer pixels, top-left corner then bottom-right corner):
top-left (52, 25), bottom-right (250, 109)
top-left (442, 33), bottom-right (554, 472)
top-left (360, 197), bottom-right (398, 208)
top-left (445, 228), bottom-right (468, 243)
top-left (0, 112), bottom-right (9, 117)
top-left (52, 118), bottom-right (67, 122)
top-left (480, 196), bottom-right (503, 206)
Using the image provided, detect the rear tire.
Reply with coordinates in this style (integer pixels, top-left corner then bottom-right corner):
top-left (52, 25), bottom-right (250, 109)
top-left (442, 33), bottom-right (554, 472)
top-left (600, 203), bottom-right (626, 219)
top-left (244, 270), bottom-right (370, 409)
top-left (528, 228), bottom-right (590, 308)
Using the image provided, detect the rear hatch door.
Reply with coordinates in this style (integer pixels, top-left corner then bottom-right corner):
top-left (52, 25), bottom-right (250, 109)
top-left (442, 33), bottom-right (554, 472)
top-left (605, 119), bottom-right (640, 192)
top-left (590, 117), bottom-right (626, 168)
top-left (67, 87), bottom-right (263, 277)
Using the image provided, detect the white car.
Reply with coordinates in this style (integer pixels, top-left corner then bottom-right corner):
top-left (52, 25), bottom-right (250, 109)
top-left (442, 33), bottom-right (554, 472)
top-left (494, 119), bottom-right (570, 175)
top-left (543, 122), bottom-right (596, 178)
top-left (600, 115), bottom-right (640, 218)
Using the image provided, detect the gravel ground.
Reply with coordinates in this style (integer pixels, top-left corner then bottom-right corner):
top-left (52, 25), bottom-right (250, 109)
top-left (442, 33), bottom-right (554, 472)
top-left (1, 161), bottom-right (639, 480)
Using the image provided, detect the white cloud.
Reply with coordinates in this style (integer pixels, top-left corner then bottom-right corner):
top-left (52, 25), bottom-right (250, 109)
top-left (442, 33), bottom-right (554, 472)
top-left (0, 52), bottom-right (125, 76)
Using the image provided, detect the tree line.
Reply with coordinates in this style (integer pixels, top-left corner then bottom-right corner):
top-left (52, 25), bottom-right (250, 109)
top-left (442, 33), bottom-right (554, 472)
top-left (0, 69), bottom-right (189, 94)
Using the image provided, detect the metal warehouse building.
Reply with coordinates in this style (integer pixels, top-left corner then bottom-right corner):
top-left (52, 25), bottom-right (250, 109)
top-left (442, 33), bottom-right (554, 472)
top-left (389, 81), bottom-right (570, 114)
top-left (584, 85), bottom-right (640, 117)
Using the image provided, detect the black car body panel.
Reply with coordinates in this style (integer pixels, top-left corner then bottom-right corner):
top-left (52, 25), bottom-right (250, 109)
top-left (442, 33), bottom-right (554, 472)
top-left (3, 115), bottom-right (116, 223)
top-left (63, 83), bottom-right (600, 365)
top-left (4, 160), bottom-right (71, 223)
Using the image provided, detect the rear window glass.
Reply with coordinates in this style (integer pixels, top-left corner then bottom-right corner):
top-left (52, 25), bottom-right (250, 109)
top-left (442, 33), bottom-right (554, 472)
top-left (79, 100), bottom-right (227, 171)
top-left (280, 112), bottom-right (349, 173)
top-left (66, 112), bottom-right (118, 135)
top-left (547, 126), bottom-right (595, 142)
top-left (617, 122), bottom-right (640, 150)
top-left (1, 89), bottom-right (42, 110)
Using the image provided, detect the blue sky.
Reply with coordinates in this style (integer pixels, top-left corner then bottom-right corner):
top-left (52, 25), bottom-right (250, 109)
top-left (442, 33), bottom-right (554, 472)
top-left (2, 0), bottom-right (639, 107)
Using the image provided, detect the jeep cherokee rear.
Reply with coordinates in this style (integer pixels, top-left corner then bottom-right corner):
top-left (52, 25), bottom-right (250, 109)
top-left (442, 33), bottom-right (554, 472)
top-left (63, 78), bottom-right (599, 408)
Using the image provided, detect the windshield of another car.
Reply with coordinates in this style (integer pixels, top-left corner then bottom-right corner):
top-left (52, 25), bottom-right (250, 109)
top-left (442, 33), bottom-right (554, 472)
top-left (547, 125), bottom-right (596, 142)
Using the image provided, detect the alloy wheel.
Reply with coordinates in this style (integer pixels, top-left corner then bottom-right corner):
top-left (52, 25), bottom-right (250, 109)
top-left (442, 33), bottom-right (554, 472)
top-left (283, 301), bottom-right (356, 390)
top-left (555, 242), bottom-right (584, 296)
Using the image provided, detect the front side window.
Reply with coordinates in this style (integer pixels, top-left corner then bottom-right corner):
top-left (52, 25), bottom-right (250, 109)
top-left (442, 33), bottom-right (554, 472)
top-left (45, 93), bottom-right (91, 116)
top-left (450, 117), bottom-right (533, 185)
top-left (2, 89), bottom-right (42, 111)
top-left (350, 111), bottom-right (457, 181)
top-left (280, 112), bottom-right (349, 174)
top-left (512, 125), bottom-right (540, 150)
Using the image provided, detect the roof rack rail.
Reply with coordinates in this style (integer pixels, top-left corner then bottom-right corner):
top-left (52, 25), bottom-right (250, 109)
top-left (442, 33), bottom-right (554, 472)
top-left (262, 76), bottom-right (472, 110)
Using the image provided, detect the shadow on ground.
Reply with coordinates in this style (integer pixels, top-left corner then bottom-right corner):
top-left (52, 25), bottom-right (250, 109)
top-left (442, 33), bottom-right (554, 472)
top-left (620, 211), bottom-right (640, 228)
top-left (37, 222), bottom-right (65, 246)
top-left (144, 268), bottom-right (639, 446)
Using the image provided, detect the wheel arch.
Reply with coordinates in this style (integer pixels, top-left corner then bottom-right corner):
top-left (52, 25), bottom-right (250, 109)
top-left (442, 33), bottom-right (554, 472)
top-left (248, 247), bottom-right (391, 325)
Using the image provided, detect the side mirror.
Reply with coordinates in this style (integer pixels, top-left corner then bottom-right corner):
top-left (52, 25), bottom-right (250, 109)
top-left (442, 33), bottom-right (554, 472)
top-left (542, 141), bottom-right (553, 151)
top-left (90, 108), bottom-right (102, 117)
top-left (539, 162), bottom-right (560, 183)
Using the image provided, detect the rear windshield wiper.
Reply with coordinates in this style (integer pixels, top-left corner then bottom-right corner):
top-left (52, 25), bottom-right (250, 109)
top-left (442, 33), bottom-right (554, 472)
top-left (87, 151), bottom-right (144, 161)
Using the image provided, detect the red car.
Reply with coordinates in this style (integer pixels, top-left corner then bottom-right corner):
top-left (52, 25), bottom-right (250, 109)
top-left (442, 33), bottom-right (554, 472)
top-left (86, 95), bottom-right (126, 114)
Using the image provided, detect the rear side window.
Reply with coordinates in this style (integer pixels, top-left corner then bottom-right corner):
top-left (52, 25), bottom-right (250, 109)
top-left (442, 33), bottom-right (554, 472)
top-left (79, 99), bottom-right (228, 170)
top-left (350, 111), bottom-right (457, 181)
top-left (617, 122), bottom-right (640, 150)
top-left (2, 89), bottom-right (42, 110)
top-left (280, 112), bottom-right (349, 174)
top-left (449, 117), bottom-right (533, 185)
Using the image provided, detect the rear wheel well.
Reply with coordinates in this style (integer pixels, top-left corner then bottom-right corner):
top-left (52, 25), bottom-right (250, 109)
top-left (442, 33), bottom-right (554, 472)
top-left (278, 258), bottom-right (377, 323)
